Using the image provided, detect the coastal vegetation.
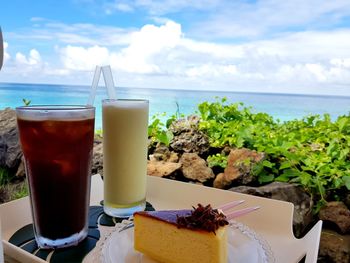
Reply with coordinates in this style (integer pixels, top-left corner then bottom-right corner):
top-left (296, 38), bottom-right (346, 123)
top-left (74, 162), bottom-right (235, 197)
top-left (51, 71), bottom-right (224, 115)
top-left (1, 98), bottom-right (349, 213)
top-left (149, 98), bottom-right (350, 213)
top-left (0, 101), bottom-right (349, 261)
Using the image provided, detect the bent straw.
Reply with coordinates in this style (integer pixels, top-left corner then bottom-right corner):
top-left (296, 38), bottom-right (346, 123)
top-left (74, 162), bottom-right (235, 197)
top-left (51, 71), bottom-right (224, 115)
top-left (216, 200), bottom-right (260, 220)
top-left (225, 206), bottom-right (260, 220)
top-left (102, 65), bottom-right (117, 99)
top-left (87, 66), bottom-right (101, 106)
top-left (217, 200), bottom-right (245, 211)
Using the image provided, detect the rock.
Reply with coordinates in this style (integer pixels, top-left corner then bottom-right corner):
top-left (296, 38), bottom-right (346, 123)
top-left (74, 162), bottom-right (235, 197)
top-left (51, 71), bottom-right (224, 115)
top-left (179, 153), bottom-right (215, 183)
top-left (230, 182), bottom-right (313, 237)
top-left (147, 160), bottom-right (182, 177)
top-left (213, 173), bottom-right (226, 188)
top-left (91, 139), bottom-right (103, 176)
top-left (221, 146), bottom-right (232, 155)
top-left (168, 152), bottom-right (179, 163)
top-left (344, 193), bottom-right (350, 209)
top-left (0, 108), bottom-right (22, 170)
top-left (0, 187), bottom-right (9, 204)
top-left (0, 180), bottom-right (27, 204)
top-left (319, 230), bottom-right (350, 263)
top-left (169, 115), bottom-right (200, 134)
top-left (169, 115), bottom-right (210, 155)
top-left (151, 144), bottom-right (170, 161)
top-left (319, 202), bottom-right (350, 234)
top-left (150, 144), bottom-right (179, 162)
top-left (213, 148), bottom-right (265, 189)
top-left (15, 156), bottom-right (25, 177)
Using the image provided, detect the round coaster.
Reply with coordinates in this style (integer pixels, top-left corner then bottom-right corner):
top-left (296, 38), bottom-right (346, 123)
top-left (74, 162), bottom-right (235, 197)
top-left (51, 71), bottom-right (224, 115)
top-left (99, 201), bottom-right (155, 226)
top-left (8, 203), bottom-right (155, 262)
top-left (8, 225), bottom-right (100, 262)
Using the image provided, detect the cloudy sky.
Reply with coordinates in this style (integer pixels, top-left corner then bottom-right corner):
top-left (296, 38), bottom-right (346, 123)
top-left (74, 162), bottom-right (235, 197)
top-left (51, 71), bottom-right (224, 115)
top-left (1, 0), bottom-right (350, 95)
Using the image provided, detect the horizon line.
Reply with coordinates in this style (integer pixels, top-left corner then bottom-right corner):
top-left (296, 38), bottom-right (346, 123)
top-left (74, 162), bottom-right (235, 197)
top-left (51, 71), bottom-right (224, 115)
top-left (1, 81), bottom-right (350, 100)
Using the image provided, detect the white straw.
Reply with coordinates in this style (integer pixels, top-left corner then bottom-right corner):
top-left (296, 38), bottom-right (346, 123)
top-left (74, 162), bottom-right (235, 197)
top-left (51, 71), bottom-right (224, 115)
top-left (216, 200), bottom-right (245, 211)
top-left (225, 206), bottom-right (260, 220)
top-left (87, 66), bottom-right (101, 106)
top-left (102, 65), bottom-right (117, 99)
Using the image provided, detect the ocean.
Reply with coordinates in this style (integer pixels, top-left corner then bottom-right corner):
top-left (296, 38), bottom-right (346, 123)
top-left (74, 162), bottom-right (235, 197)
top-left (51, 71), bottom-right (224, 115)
top-left (1, 82), bottom-right (350, 130)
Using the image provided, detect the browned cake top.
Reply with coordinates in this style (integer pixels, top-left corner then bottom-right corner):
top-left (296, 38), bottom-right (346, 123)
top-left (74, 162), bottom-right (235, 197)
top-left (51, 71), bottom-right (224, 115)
top-left (176, 204), bottom-right (229, 233)
top-left (135, 204), bottom-right (228, 233)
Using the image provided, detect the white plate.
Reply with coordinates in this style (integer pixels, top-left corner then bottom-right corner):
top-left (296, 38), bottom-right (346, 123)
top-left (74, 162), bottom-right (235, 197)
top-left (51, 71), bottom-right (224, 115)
top-left (98, 220), bottom-right (275, 263)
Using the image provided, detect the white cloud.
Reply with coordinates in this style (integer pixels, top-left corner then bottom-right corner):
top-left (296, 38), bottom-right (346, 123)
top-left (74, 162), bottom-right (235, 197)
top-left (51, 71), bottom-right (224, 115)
top-left (186, 64), bottom-right (238, 78)
top-left (306, 64), bottom-right (327, 82)
top-left (15, 49), bottom-right (42, 66)
top-left (30, 17), bottom-right (47, 22)
top-left (3, 17), bottom-right (350, 95)
top-left (135, 0), bottom-right (219, 15)
top-left (100, 0), bottom-right (219, 15)
top-left (59, 21), bottom-right (182, 74)
top-left (330, 58), bottom-right (350, 68)
top-left (54, 21), bottom-right (350, 94)
top-left (190, 0), bottom-right (350, 39)
top-left (115, 3), bottom-right (134, 12)
top-left (111, 21), bottom-right (182, 73)
top-left (94, 1), bottom-right (350, 40)
top-left (104, 2), bottom-right (134, 14)
top-left (9, 22), bottom-right (133, 47)
top-left (60, 45), bottom-right (110, 70)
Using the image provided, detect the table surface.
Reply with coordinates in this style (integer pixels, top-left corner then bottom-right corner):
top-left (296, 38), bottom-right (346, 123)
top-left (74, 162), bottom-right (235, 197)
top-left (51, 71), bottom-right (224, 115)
top-left (1, 174), bottom-right (317, 263)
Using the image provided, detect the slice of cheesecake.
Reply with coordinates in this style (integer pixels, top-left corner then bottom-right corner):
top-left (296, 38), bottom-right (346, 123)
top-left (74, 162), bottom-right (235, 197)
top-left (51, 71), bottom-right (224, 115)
top-left (134, 204), bottom-right (228, 263)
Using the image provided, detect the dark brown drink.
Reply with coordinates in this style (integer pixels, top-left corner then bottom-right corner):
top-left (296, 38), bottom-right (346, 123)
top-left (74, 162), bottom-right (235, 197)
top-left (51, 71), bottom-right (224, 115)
top-left (16, 106), bottom-right (95, 248)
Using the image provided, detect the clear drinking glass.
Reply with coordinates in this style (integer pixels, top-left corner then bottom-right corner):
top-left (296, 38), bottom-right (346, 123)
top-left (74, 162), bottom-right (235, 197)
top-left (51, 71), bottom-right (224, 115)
top-left (16, 105), bottom-right (95, 249)
top-left (102, 99), bottom-right (149, 217)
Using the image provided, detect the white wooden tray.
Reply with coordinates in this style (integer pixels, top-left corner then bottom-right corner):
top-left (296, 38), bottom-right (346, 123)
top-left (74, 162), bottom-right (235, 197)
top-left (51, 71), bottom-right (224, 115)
top-left (1, 175), bottom-right (322, 263)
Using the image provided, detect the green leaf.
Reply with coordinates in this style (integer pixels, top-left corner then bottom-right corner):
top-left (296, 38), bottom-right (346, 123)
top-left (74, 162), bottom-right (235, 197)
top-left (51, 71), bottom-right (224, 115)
top-left (337, 117), bottom-right (348, 132)
top-left (279, 161), bottom-right (292, 170)
top-left (22, 98), bottom-right (31, 106)
top-left (166, 117), bottom-right (175, 128)
top-left (282, 168), bottom-right (301, 178)
top-left (251, 162), bottom-right (264, 176)
top-left (262, 160), bottom-right (274, 168)
top-left (207, 154), bottom-right (228, 168)
top-left (275, 174), bottom-right (290, 182)
top-left (343, 176), bottom-right (350, 190)
top-left (156, 131), bottom-right (174, 146)
top-left (236, 137), bottom-right (244, 148)
top-left (300, 172), bottom-right (312, 186)
top-left (258, 173), bottom-right (274, 184)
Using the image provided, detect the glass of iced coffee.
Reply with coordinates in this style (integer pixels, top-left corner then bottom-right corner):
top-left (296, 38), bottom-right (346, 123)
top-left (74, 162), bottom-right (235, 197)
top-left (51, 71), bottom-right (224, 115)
top-left (16, 105), bottom-right (95, 249)
top-left (102, 99), bottom-right (149, 217)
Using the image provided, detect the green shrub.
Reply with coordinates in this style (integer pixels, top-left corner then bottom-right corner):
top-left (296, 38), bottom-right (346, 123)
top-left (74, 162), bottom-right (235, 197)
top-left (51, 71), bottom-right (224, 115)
top-left (148, 113), bottom-right (174, 146)
top-left (198, 98), bottom-right (350, 212)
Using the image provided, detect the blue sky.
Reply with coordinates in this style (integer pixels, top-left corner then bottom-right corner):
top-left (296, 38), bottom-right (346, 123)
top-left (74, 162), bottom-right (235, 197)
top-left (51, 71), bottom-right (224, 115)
top-left (1, 0), bottom-right (350, 95)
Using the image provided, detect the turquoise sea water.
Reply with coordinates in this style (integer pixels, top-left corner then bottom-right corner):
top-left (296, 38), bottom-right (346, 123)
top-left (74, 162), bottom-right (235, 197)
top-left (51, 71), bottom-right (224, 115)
top-left (1, 82), bottom-right (350, 130)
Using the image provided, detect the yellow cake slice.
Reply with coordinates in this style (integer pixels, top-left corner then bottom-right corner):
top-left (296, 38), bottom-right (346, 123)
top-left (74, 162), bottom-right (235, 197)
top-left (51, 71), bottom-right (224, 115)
top-left (134, 204), bottom-right (228, 263)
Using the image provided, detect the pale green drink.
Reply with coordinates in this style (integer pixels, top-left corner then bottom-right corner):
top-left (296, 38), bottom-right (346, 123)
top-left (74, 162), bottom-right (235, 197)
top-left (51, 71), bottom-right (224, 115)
top-left (102, 99), bottom-right (149, 217)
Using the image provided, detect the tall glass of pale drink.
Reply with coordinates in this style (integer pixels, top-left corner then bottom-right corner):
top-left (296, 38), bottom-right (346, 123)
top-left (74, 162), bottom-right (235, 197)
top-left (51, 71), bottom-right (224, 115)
top-left (102, 99), bottom-right (149, 217)
top-left (16, 105), bottom-right (95, 249)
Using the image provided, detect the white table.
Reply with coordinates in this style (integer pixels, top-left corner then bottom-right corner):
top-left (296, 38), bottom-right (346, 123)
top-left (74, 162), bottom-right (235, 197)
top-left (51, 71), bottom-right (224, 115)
top-left (1, 175), bottom-right (322, 263)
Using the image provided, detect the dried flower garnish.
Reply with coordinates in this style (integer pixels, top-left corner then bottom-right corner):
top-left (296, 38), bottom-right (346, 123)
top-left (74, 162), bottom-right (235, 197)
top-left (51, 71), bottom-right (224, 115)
top-left (176, 204), bottom-right (229, 233)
